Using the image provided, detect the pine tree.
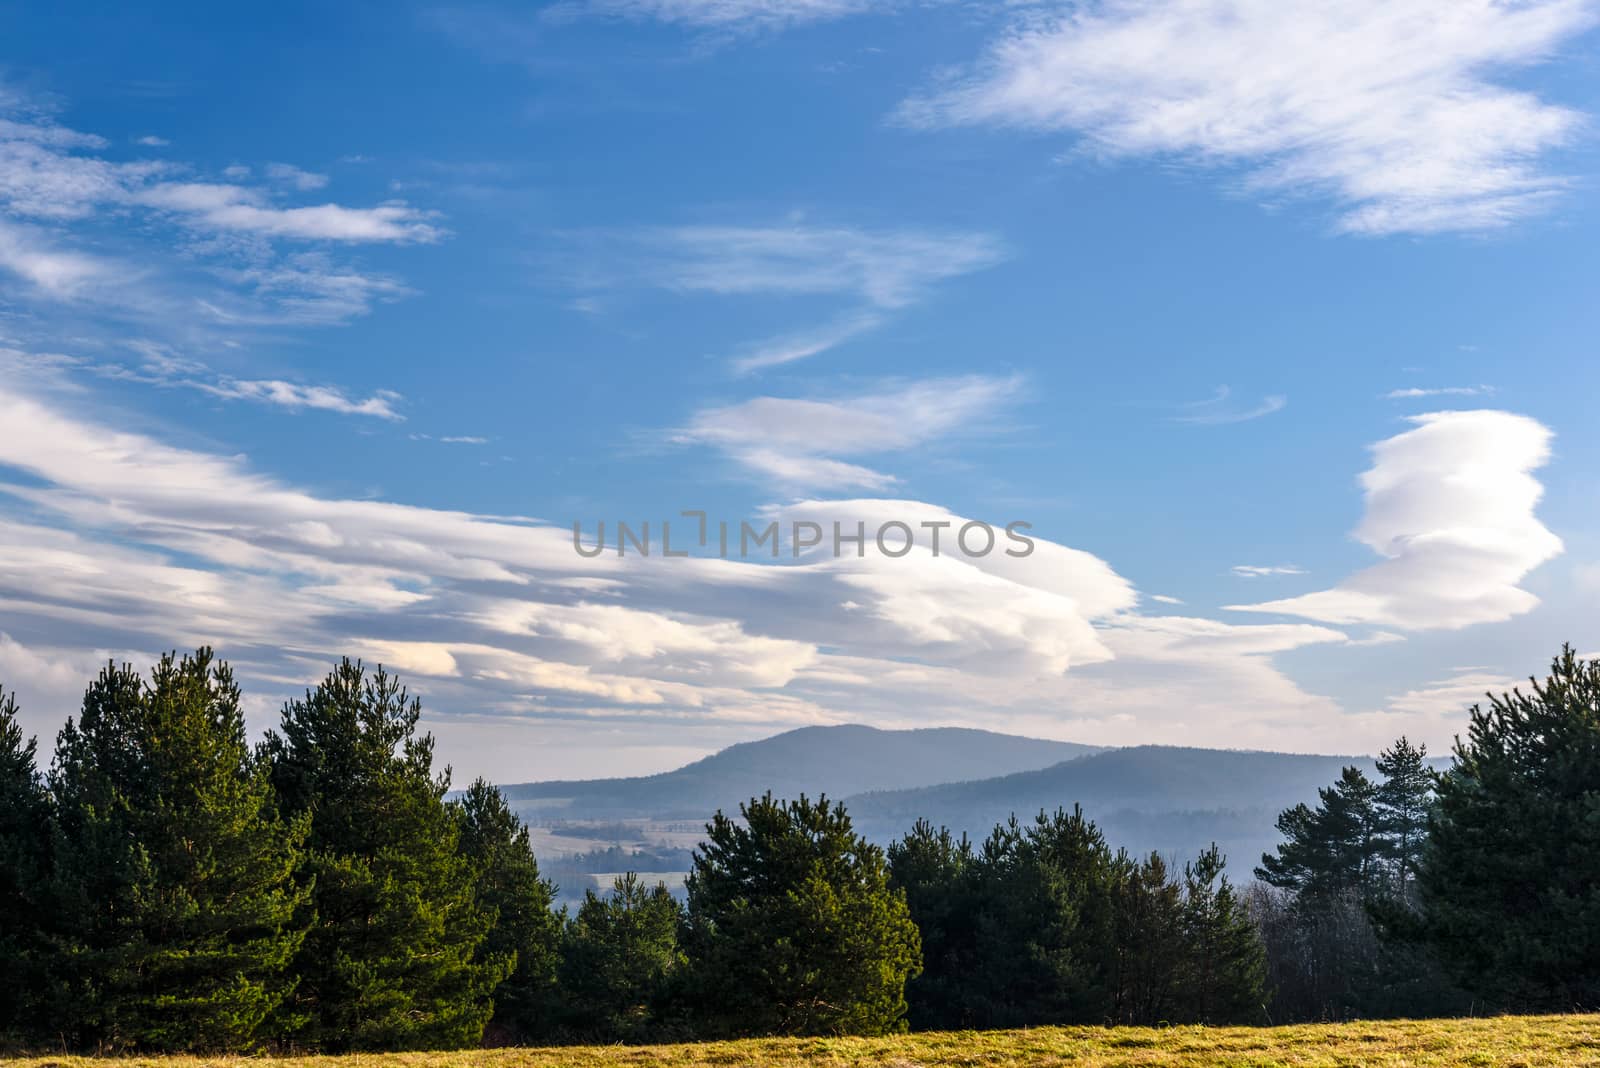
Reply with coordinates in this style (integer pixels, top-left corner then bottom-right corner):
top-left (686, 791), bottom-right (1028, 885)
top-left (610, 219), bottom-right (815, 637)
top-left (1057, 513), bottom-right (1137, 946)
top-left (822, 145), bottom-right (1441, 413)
top-left (1410, 646), bottom-right (1600, 1011)
top-left (559, 874), bottom-right (684, 1041)
top-left (1108, 851), bottom-right (1184, 1025)
top-left (1178, 845), bottom-right (1265, 1024)
top-left (0, 686), bottom-right (49, 1041)
top-left (681, 793), bottom-right (921, 1037)
top-left (455, 778), bottom-right (562, 1043)
top-left (957, 807), bottom-right (1119, 1028)
top-left (1256, 766), bottom-right (1383, 899)
top-left (887, 820), bottom-right (976, 1030)
top-left (264, 659), bottom-right (511, 1051)
top-left (46, 651), bottom-right (309, 1052)
top-left (1373, 737), bottom-right (1432, 895)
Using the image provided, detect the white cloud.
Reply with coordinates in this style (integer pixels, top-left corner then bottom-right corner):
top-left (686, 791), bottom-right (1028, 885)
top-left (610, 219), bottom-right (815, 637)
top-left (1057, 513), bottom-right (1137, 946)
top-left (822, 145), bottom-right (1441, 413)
top-left (135, 135), bottom-right (170, 147)
top-left (582, 0), bottom-right (879, 29)
top-left (1232, 564), bottom-right (1307, 578)
top-left (214, 253), bottom-right (413, 324)
top-left (16, 343), bottom-right (406, 422)
top-left (1384, 385), bottom-right (1496, 399)
top-left (1149, 593), bottom-right (1184, 604)
top-left (9, 379), bottom-right (1526, 776)
top-left (730, 312), bottom-right (882, 374)
top-left (1383, 669), bottom-right (1521, 716)
top-left (901, 0), bottom-right (1596, 234)
top-left (606, 223), bottom-right (1005, 309)
top-left (1175, 386), bottom-right (1286, 424)
top-left (0, 92), bottom-right (434, 392)
top-left (1230, 410), bottom-right (1563, 628)
top-left (678, 374), bottom-right (1022, 488)
top-left (135, 183), bottom-right (438, 242)
top-left (197, 379), bottom-right (405, 420)
top-left (567, 223), bottom-right (1001, 374)
top-left (0, 219), bottom-right (121, 298)
top-left (0, 104), bottom-right (437, 242)
top-left (265, 162), bottom-right (330, 191)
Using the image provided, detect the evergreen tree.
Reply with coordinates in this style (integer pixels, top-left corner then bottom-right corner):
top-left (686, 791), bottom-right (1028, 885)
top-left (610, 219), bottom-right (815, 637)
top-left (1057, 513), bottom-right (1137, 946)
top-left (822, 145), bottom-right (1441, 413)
top-left (1408, 646), bottom-right (1600, 1011)
top-left (0, 686), bottom-right (49, 1041)
top-left (455, 778), bottom-right (562, 1043)
top-left (47, 651), bottom-right (309, 1052)
top-left (559, 874), bottom-right (684, 1041)
top-left (887, 820), bottom-right (976, 1030)
top-left (264, 659), bottom-right (511, 1051)
top-left (1107, 851), bottom-right (1184, 1026)
top-left (681, 793), bottom-right (921, 1037)
top-left (958, 807), bottom-right (1118, 1028)
top-left (1256, 766), bottom-right (1383, 900)
top-left (1373, 737), bottom-right (1432, 895)
top-left (1178, 845), bottom-right (1265, 1024)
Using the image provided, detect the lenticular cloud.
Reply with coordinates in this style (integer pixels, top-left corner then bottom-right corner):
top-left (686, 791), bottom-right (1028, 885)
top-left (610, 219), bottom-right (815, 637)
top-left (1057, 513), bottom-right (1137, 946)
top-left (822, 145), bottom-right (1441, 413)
top-left (1229, 410), bottom-right (1563, 629)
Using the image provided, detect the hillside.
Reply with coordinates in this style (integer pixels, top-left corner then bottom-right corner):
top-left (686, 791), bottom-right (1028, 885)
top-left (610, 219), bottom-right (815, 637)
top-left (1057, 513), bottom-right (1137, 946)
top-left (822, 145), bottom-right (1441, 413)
top-left (497, 724), bottom-right (1101, 819)
top-left (17, 1015), bottom-right (1598, 1067)
top-left (842, 745), bottom-right (1453, 871)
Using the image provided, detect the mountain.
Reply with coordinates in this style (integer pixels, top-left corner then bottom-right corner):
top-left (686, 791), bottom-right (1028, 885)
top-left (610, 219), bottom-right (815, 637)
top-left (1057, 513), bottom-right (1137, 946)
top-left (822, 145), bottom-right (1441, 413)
top-left (499, 728), bottom-right (1452, 888)
top-left (497, 724), bottom-right (1102, 820)
top-left (839, 745), bottom-right (1453, 873)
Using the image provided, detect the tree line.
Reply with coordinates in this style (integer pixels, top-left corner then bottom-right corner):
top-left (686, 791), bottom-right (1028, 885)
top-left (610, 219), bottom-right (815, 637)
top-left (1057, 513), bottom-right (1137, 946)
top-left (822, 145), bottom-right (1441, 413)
top-left (1252, 645), bottom-right (1600, 1021)
top-left (2, 644), bottom-right (1598, 1050)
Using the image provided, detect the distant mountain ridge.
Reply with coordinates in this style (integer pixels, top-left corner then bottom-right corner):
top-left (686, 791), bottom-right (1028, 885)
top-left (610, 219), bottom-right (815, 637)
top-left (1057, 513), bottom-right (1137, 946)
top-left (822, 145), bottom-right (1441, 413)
top-left (497, 724), bottom-right (1102, 819)
top-left (840, 744), bottom-right (1455, 872)
top-left (498, 725), bottom-right (1448, 878)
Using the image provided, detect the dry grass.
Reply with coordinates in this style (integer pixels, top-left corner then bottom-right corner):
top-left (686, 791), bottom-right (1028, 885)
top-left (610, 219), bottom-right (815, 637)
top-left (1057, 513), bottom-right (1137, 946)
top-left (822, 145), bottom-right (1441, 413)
top-left (9, 1015), bottom-right (1598, 1068)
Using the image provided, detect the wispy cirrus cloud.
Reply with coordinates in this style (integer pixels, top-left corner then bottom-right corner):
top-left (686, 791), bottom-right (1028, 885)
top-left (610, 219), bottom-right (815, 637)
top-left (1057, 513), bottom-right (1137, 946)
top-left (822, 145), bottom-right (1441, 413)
top-left (567, 222), bottom-right (1005, 373)
top-left (900, 0), bottom-right (1597, 235)
top-left (0, 219), bottom-right (125, 299)
top-left (582, 0), bottom-right (880, 29)
top-left (194, 379), bottom-right (405, 420)
top-left (676, 374), bottom-right (1022, 489)
top-left (1174, 385), bottom-right (1285, 425)
top-left (729, 312), bottom-right (882, 375)
top-left (1229, 410), bottom-right (1563, 629)
top-left (0, 89), bottom-right (441, 405)
top-left (1232, 564), bottom-right (1307, 578)
top-left (3, 343), bottom-right (406, 421)
top-left (0, 105), bottom-right (436, 241)
top-left (610, 223), bottom-right (1006, 310)
top-left (1384, 385), bottom-right (1496, 400)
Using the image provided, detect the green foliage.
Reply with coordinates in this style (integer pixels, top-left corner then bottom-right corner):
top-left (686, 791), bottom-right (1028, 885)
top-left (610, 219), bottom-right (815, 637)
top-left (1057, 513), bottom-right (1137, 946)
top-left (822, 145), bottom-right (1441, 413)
top-left (0, 686), bottom-right (50, 1039)
top-left (1256, 736), bottom-right (1469, 1022)
top-left (886, 820), bottom-right (975, 1030)
top-left (1374, 737), bottom-right (1431, 894)
top-left (963, 808), bottom-right (1118, 1027)
top-left (682, 793), bottom-right (921, 1037)
top-left (559, 874), bottom-right (685, 1041)
top-left (45, 651), bottom-right (310, 1052)
top-left (1179, 846), bottom-right (1265, 1024)
top-left (264, 660), bottom-right (511, 1051)
top-left (894, 811), bottom-right (1264, 1030)
top-left (1107, 852), bottom-right (1185, 1025)
top-left (455, 779), bottom-right (562, 1043)
top-left (1256, 766), bottom-right (1384, 900)
top-left (1409, 646), bottom-right (1600, 1012)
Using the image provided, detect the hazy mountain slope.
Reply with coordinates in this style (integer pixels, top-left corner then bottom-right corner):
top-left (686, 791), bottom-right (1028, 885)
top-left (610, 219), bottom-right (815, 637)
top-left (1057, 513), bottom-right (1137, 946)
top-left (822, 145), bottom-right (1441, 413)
top-left (497, 724), bottom-right (1101, 819)
top-left (841, 745), bottom-right (1453, 872)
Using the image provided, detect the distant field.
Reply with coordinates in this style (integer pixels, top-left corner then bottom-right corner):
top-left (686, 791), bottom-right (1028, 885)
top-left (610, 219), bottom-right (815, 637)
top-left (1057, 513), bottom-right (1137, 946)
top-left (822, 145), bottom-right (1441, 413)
top-left (13, 1015), bottom-right (1600, 1068)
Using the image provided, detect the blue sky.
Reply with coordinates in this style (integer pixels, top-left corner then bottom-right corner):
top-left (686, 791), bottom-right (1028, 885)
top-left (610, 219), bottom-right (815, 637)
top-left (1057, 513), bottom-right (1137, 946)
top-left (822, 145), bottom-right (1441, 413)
top-left (2, 0), bottom-right (1599, 781)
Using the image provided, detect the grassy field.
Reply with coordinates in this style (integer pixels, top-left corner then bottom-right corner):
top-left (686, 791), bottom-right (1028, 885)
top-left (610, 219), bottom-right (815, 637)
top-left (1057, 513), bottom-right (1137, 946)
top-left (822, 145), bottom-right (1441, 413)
top-left (9, 1016), bottom-right (1599, 1068)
